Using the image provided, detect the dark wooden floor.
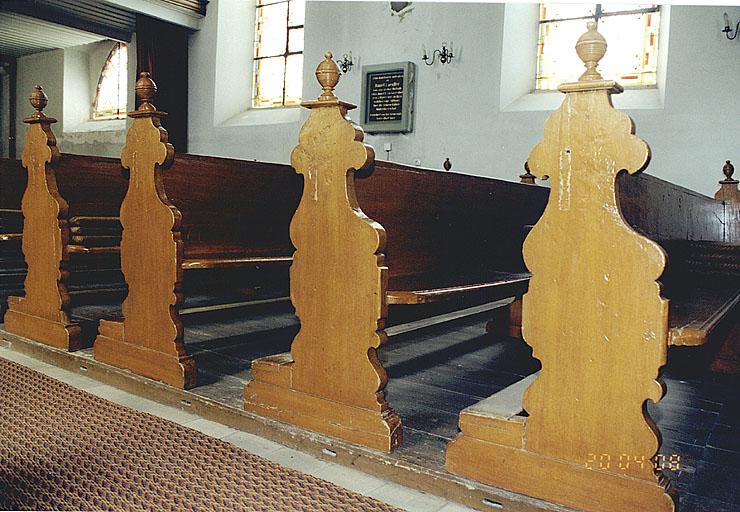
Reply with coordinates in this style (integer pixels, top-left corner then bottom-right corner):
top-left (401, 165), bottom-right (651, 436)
top-left (73, 299), bottom-right (738, 512)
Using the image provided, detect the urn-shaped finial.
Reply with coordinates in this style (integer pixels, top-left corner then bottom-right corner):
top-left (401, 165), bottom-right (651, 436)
top-left (29, 85), bottom-right (48, 116)
top-left (575, 21), bottom-right (607, 81)
top-left (721, 160), bottom-right (738, 184)
top-left (135, 72), bottom-right (157, 112)
top-left (315, 51), bottom-right (340, 101)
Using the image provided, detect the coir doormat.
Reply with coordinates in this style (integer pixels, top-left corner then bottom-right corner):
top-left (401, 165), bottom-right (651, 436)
top-left (0, 357), bottom-right (402, 511)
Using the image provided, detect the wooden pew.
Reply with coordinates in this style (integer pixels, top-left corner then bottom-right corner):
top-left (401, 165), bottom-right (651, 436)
top-left (446, 23), bottom-right (738, 512)
top-left (0, 159), bottom-right (27, 318)
top-left (519, 157), bottom-right (739, 347)
top-left (3, 87), bottom-right (128, 351)
top-left (244, 53), bottom-right (548, 452)
top-left (93, 73), bottom-right (301, 389)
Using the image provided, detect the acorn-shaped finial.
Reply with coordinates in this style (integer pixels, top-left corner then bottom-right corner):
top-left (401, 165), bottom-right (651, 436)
top-left (443, 158), bottom-right (452, 171)
top-left (721, 160), bottom-right (738, 184)
top-left (575, 21), bottom-right (607, 81)
top-left (315, 51), bottom-right (340, 101)
top-left (135, 72), bottom-right (157, 112)
top-left (29, 85), bottom-right (48, 115)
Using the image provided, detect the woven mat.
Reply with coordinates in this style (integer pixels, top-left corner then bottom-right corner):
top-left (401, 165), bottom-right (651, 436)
top-left (0, 357), bottom-right (402, 511)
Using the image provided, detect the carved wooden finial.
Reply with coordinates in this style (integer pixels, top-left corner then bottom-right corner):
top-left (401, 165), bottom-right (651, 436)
top-left (443, 158), bottom-right (452, 171)
top-left (575, 21), bottom-right (607, 81)
top-left (135, 71), bottom-right (157, 112)
top-left (25, 85), bottom-right (55, 123)
top-left (315, 51), bottom-right (340, 101)
top-left (721, 160), bottom-right (738, 184)
top-left (519, 161), bottom-right (536, 184)
top-left (29, 85), bottom-right (48, 113)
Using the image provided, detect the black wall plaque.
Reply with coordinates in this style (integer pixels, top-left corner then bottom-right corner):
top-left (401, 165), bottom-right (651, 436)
top-left (361, 62), bottom-right (415, 133)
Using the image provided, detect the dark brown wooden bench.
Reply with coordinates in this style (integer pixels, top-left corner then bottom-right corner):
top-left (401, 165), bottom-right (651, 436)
top-left (619, 171), bottom-right (740, 347)
top-left (358, 160), bottom-right (545, 314)
top-left (0, 158), bottom-right (26, 318)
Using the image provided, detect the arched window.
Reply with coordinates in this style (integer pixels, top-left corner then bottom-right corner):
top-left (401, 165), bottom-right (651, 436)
top-left (93, 42), bottom-right (128, 120)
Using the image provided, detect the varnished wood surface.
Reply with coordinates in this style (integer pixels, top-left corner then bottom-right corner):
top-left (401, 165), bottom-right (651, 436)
top-left (162, 153), bottom-right (301, 262)
top-left (357, 160), bottom-right (548, 290)
top-left (94, 74), bottom-right (195, 389)
top-left (714, 178), bottom-right (740, 244)
top-left (246, 54), bottom-right (402, 452)
top-left (668, 288), bottom-right (740, 346)
top-left (620, 172), bottom-right (725, 244)
top-left (447, 25), bottom-right (676, 512)
top-left (4, 90), bottom-right (82, 351)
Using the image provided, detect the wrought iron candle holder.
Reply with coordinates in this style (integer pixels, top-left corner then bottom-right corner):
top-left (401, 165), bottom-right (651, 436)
top-left (422, 42), bottom-right (454, 66)
top-left (722, 12), bottom-right (739, 40)
top-left (335, 52), bottom-right (354, 73)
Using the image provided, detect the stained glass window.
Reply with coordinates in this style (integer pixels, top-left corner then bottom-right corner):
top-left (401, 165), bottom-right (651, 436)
top-left (92, 42), bottom-right (128, 120)
top-left (253, 0), bottom-right (304, 108)
top-left (536, 4), bottom-right (660, 90)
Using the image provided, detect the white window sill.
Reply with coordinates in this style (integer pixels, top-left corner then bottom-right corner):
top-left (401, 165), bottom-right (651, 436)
top-left (219, 106), bottom-right (301, 128)
top-left (64, 119), bottom-right (126, 134)
top-left (502, 86), bottom-right (664, 112)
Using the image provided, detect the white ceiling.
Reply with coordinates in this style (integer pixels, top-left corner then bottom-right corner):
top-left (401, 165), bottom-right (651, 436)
top-left (0, 11), bottom-right (108, 58)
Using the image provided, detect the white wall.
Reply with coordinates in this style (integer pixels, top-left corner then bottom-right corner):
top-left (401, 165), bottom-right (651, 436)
top-left (15, 38), bottom-right (137, 158)
top-left (16, 49), bottom-right (65, 151)
top-left (188, 1), bottom-right (740, 196)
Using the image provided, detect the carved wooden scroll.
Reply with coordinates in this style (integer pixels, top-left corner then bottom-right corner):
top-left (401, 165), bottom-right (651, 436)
top-left (94, 73), bottom-right (196, 389)
top-left (5, 86), bottom-right (82, 350)
top-left (715, 160), bottom-right (740, 243)
top-left (245, 53), bottom-right (401, 452)
top-left (447, 23), bottom-right (675, 512)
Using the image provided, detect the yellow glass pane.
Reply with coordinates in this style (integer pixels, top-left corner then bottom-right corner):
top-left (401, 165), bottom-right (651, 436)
top-left (255, 2), bottom-right (288, 58)
top-left (288, 28), bottom-right (303, 53)
top-left (540, 3), bottom-right (595, 21)
top-left (93, 43), bottom-right (128, 120)
top-left (285, 54), bottom-right (303, 105)
top-left (253, 56), bottom-right (286, 108)
top-left (289, 0), bottom-right (305, 27)
top-left (536, 19), bottom-right (587, 90)
top-left (601, 4), bottom-right (657, 13)
top-left (599, 11), bottom-right (659, 86)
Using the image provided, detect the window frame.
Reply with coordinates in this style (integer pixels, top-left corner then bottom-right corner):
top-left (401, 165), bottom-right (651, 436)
top-left (252, 0), bottom-right (304, 109)
top-left (535, 3), bottom-right (661, 91)
top-left (92, 42), bottom-right (128, 121)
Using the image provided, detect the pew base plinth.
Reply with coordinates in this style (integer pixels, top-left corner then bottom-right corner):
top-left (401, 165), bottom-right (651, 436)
top-left (245, 353), bottom-right (402, 453)
top-left (4, 300), bottom-right (82, 351)
top-left (446, 433), bottom-right (677, 512)
top-left (94, 319), bottom-right (197, 389)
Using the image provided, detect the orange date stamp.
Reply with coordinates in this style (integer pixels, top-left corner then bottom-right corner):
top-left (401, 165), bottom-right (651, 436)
top-left (585, 453), bottom-right (681, 471)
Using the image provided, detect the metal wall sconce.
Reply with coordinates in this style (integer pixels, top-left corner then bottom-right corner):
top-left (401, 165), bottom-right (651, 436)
top-left (722, 12), bottom-right (739, 40)
top-left (336, 52), bottom-right (354, 73)
top-left (422, 42), bottom-right (454, 66)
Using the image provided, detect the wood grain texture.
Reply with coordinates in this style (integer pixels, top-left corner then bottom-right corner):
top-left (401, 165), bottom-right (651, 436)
top-left (4, 87), bottom-right (82, 350)
top-left (245, 54), bottom-right (402, 452)
top-left (715, 177), bottom-right (740, 244)
top-left (94, 73), bottom-right (196, 389)
top-left (447, 25), bottom-right (675, 512)
top-left (0, 160), bottom-right (27, 319)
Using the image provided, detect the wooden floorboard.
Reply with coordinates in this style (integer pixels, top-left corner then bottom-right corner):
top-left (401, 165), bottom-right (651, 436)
top-left (2, 298), bottom-right (737, 511)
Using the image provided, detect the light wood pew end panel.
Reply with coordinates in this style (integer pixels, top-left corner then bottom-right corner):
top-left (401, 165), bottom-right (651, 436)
top-left (93, 73), bottom-right (196, 389)
top-left (5, 86), bottom-right (82, 350)
top-left (245, 53), bottom-right (402, 453)
top-left (446, 24), bottom-right (676, 512)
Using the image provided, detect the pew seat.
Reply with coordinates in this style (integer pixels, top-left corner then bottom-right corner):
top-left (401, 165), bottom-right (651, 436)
top-left (667, 287), bottom-right (740, 346)
top-left (386, 271), bottom-right (530, 305)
